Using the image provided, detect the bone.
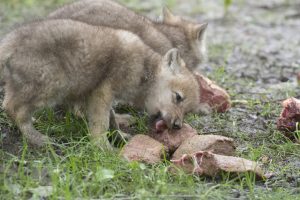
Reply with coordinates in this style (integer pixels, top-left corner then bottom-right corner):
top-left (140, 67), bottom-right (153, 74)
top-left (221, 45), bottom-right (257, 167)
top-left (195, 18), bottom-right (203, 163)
top-left (120, 134), bottom-right (167, 164)
top-left (195, 72), bottom-right (231, 113)
top-left (172, 135), bottom-right (236, 160)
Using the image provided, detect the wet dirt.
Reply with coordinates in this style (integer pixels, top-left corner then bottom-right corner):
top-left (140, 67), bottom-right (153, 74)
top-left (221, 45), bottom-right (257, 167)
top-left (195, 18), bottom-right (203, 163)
top-left (162, 0), bottom-right (300, 194)
top-left (188, 0), bottom-right (300, 193)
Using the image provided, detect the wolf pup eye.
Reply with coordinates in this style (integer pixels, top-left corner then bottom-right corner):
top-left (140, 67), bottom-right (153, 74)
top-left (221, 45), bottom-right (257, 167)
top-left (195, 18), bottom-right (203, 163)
top-left (175, 92), bottom-right (183, 103)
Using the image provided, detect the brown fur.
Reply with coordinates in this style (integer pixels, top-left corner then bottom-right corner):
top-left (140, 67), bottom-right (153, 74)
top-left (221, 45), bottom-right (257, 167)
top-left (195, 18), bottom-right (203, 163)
top-left (0, 19), bottom-right (199, 148)
top-left (48, 0), bottom-right (207, 71)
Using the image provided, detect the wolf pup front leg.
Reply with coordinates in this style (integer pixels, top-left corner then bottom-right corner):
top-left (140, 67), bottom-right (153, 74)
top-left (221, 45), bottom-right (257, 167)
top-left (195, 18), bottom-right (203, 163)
top-left (86, 82), bottom-right (114, 149)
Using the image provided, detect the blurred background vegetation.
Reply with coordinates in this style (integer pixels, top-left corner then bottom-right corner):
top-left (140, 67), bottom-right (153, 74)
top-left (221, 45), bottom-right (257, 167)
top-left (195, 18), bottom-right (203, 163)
top-left (0, 0), bottom-right (70, 28)
top-left (0, 0), bottom-right (233, 36)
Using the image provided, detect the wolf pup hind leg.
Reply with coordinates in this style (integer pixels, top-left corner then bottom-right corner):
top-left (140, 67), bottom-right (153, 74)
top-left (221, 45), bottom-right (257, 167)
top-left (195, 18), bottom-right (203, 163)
top-left (2, 85), bottom-right (51, 146)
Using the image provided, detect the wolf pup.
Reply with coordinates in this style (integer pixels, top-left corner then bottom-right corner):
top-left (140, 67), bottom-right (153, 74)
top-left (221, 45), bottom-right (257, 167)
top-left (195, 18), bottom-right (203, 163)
top-left (48, 0), bottom-right (207, 71)
top-left (0, 20), bottom-right (200, 148)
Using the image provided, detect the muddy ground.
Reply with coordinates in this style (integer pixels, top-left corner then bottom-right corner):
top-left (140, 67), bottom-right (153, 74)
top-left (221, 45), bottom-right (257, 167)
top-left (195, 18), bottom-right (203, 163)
top-left (0, 0), bottom-right (300, 198)
top-left (196, 0), bottom-right (300, 192)
top-left (198, 0), bottom-right (300, 193)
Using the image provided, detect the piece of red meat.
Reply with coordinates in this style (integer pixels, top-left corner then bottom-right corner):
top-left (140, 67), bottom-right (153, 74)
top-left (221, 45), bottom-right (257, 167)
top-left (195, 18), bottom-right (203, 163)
top-left (277, 97), bottom-right (300, 134)
top-left (148, 123), bottom-right (197, 153)
top-left (170, 151), bottom-right (264, 178)
top-left (195, 72), bottom-right (231, 113)
top-left (120, 134), bottom-right (167, 164)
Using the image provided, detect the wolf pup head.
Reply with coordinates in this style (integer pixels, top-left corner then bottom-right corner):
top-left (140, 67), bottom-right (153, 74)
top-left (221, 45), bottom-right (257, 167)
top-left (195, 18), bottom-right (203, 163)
top-left (161, 7), bottom-right (208, 70)
top-left (146, 48), bottom-right (200, 132)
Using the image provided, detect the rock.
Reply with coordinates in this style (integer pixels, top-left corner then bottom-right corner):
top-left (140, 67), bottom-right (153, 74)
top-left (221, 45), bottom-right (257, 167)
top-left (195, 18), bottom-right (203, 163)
top-left (148, 123), bottom-right (197, 153)
top-left (172, 135), bottom-right (236, 159)
top-left (120, 135), bottom-right (167, 164)
top-left (195, 72), bottom-right (231, 113)
top-left (171, 151), bottom-right (264, 178)
top-left (115, 113), bottom-right (135, 129)
top-left (277, 97), bottom-right (300, 137)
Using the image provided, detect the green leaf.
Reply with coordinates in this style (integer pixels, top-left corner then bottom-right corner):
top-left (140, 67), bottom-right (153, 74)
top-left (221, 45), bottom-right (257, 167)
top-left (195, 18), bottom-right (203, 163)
top-left (95, 168), bottom-right (115, 181)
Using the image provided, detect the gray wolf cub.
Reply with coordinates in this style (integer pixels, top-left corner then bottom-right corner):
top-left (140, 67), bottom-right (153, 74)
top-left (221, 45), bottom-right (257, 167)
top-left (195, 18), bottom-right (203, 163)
top-left (0, 20), bottom-right (200, 148)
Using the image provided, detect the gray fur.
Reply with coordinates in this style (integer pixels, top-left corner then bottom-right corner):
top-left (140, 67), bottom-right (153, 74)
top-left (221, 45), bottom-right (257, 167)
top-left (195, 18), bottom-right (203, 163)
top-left (48, 0), bottom-right (207, 70)
top-left (0, 20), bottom-right (199, 147)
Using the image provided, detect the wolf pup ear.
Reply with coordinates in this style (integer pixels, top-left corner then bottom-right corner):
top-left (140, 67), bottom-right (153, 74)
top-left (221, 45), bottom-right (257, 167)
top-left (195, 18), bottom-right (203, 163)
top-left (163, 48), bottom-right (182, 74)
top-left (162, 7), bottom-right (179, 24)
top-left (193, 23), bottom-right (208, 41)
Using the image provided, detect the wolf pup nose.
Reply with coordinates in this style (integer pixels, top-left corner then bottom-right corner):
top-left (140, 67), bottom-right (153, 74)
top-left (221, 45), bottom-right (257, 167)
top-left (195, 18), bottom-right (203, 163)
top-left (172, 118), bottom-right (182, 129)
top-left (0, 20), bottom-right (199, 148)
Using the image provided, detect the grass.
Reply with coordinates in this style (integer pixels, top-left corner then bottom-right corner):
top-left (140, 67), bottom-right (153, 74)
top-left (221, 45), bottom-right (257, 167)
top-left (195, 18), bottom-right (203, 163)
top-left (1, 137), bottom-right (297, 199)
top-left (294, 122), bottom-right (300, 142)
top-left (1, 71), bottom-right (299, 199)
top-left (1, 0), bottom-right (300, 199)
